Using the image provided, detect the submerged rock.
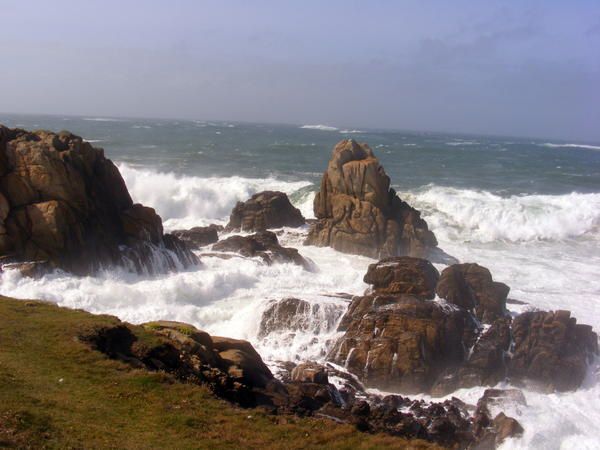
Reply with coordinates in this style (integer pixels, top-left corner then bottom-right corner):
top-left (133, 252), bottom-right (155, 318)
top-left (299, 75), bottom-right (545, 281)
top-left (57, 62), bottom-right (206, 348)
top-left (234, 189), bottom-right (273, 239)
top-left (212, 231), bottom-right (311, 270)
top-left (258, 297), bottom-right (345, 338)
top-left (305, 139), bottom-right (441, 260)
top-left (226, 191), bottom-right (305, 231)
top-left (0, 125), bottom-right (197, 275)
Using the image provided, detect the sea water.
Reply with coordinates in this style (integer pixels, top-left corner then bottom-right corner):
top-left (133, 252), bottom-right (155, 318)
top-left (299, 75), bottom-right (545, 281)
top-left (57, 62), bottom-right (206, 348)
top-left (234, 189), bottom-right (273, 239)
top-left (1, 114), bottom-right (600, 449)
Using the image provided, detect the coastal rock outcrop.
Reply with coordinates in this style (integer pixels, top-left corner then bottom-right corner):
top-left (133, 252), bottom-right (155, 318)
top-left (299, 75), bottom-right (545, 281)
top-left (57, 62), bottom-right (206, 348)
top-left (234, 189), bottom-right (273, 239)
top-left (509, 310), bottom-right (598, 391)
top-left (330, 257), bottom-right (598, 395)
top-left (305, 140), bottom-right (440, 260)
top-left (212, 231), bottom-right (311, 270)
top-left (226, 191), bottom-right (305, 231)
top-left (0, 126), bottom-right (197, 275)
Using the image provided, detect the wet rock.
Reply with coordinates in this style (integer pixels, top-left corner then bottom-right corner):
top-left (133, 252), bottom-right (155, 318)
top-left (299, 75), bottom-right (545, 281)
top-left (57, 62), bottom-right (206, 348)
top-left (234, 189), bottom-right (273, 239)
top-left (329, 294), bottom-right (477, 393)
top-left (363, 256), bottom-right (439, 299)
top-left (473, 389), bottom-right (524, 447)
top-left (509, 309), bottom-right (598, 391)
top-left (171, 225), bottom-right (220, 248)
top-left (212, 231), bottom-right (311, 270)
top-left (258, 298), bottom-right (345, 338)
top-left (436, 263), bottom-right (509, 324)
top-left (226, 191), bottom-right (305, 231)
top-left (0, 126), bottom-right (197, 275)
top-left (305, 139), bottom-right (441, 260)
top-left (431, 317), bottom-right (512, 395)
top-left (291, 362), bottom-right (329, 385)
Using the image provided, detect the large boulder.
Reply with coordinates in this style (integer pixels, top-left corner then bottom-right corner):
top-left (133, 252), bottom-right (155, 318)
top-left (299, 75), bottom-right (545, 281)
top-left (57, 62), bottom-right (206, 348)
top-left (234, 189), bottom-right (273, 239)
top-left (436, 263), bottom-right (509, 324)
top-left (329, 294), bottom-right (477, 393)
top-left (212, 231), bottom-right (311, 270)
top-left (0, 126), bottom-right (197, 275)
top-left (226, 191), bottom-right (305, 231)
top-left (509, 310), bottom-right (598, 391)
top-left (363, 257), bottom-right (439, 299)
top-left (305, 140), bottom-right (439, 260)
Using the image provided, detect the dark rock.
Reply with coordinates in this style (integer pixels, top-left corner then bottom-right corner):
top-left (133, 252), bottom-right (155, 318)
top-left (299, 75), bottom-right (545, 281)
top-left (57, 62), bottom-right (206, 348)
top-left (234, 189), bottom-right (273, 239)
top-left (363, 257), bottom-right (439, 300)
top-left (212, 231), bottom-right (311, 270)
top-left (172, 225), bottom-right (220, 248)
top-left (305, 139), bottom-right (441, 260)
top-left (0, 125), bottom-right (197, 275)
top-left (226, 191), bottom-right (305, 231)
top-left (436, 263), bottom-right (509, 324)
top-left (509, 310), bottom-right (598, 391)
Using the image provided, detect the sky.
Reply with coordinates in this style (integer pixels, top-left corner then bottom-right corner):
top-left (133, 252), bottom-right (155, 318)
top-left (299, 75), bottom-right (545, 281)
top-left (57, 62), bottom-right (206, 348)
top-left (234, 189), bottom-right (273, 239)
top-left (1, 0), bottom-right (599, 141)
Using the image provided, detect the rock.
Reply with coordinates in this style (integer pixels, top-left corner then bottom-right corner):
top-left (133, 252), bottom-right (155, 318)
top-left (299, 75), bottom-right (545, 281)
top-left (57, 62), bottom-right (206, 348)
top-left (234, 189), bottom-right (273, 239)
top-left (305, 139), bottom-right (440, 260)
top-left (211, 336), bottom-right (274, 388)
top-left (171, 225), bottom-right (220, 248)
top-left (291, 362), bottom-right (329, 385)
top-left (0, 126), bottom-right (197, 275)
top-left (2, 260), bottom-right (54, 278)
top-left (509, 310), bottom-right (598, 391)
top-left (431, 317), bottom-right (512, 395)
top-left (329, 294), bottom-right (477, 393)
top-left (212, 231), bottom-right (311, 270)
top-left (363, 257), bottom-right (439, 300)
top-left (258, 298), bottom-right (345, 338)
top-left (436, 263), bottom-right (509, 324)
top-left (226, 191), bottom-right (305, 231)
top-left (473, 389), bottom-right (524, 447)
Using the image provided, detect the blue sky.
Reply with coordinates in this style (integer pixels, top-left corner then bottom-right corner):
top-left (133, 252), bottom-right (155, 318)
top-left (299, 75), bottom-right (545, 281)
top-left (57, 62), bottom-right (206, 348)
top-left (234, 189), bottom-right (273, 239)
top-left (1, 0), bottom-right (599, 140)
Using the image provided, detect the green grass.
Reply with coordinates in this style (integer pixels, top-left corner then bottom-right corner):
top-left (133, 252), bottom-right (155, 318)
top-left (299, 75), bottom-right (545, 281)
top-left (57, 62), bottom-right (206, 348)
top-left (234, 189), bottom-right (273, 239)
top-left (0, 296), bottom-right (439, 449)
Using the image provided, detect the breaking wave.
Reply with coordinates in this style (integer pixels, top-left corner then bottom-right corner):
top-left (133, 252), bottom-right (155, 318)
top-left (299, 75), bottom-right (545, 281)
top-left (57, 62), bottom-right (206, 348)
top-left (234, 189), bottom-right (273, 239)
top-left (400, 185), bottom-right (600, 243)
top-left (300, 124), bottom-right (339, 131)
top-left (118, 164), bottom-right (312, 230)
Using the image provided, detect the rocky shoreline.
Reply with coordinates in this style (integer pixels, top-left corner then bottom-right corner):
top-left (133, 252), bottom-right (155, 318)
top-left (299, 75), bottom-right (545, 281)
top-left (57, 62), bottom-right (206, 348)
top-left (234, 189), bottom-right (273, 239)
top-left (1, 127), bottom-right (598, 449)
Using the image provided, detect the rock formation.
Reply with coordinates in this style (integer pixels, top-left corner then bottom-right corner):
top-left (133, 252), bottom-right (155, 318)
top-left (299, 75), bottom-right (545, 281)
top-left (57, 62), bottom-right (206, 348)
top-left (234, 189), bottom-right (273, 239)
top-left (212, 231), bottom-right (311, 270)
top-left (0, 125), bottom-right (197, 275)
top-left (509, 310), bottom-right (598, 391)
top-left (436, 263), bottom-right (509, 324)
top-left (172, 225), bottom-right (221, 249)
top-left (305, 140), bottom-right (441, 260)
top-left (329, 257), bottom-right (598, 395)
top-left (226, 191), bottom-right (305, 231)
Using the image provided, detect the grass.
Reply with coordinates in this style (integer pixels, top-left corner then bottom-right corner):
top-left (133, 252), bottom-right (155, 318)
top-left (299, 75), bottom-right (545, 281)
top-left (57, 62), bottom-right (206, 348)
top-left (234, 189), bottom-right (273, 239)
top-left (0, 296), bottom-right (440, 449)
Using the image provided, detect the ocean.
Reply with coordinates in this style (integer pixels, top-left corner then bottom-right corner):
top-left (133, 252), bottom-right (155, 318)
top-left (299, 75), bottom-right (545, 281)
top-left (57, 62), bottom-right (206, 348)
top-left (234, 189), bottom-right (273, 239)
top-left (1, 114), bottom-right (600, 449)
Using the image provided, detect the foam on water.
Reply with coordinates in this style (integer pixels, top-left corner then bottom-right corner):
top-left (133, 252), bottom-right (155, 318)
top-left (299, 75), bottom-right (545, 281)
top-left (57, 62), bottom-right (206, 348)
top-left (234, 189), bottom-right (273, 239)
top-left (118, 164), bottom-right (312, 230)
top-left (1, 166), bottom-right (599, 449)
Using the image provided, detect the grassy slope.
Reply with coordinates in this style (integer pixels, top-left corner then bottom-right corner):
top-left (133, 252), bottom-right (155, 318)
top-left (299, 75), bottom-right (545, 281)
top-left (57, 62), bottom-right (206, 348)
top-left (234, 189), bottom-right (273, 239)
top-left (0, 296), bottom-right (439, 450)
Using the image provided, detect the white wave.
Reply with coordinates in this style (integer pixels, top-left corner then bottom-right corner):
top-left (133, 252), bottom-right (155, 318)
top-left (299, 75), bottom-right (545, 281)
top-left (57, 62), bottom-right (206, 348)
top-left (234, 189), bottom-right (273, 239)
top-left (339, 129), bottom-right (363, 134)
top-left (403, 143), bottom-right (417, 147)
top-left (117, 164), bottom-right (312, 230)
top-left (132, 125), bottom-right (152, 129)
top-left (85, 139), bottom-right (104, 143)
top-left (83, 117), bottom-right (125, 122)
top-left (300, 124), bottom-right (339, 131)
top-left (539, 142), bottom-right (600, 151)
top-left (400, 185), bottom-right (600, 243)
top-left (445, 141), bottom-right (479, 146)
